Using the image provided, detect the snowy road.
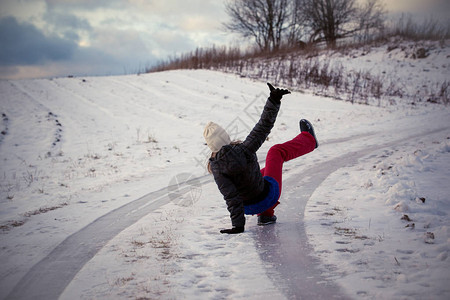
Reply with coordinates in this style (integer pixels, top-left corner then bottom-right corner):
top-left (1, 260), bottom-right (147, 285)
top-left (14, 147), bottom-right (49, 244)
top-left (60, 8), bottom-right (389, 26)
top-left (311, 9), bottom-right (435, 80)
top-left (8, 125), bottom-right (448, 300)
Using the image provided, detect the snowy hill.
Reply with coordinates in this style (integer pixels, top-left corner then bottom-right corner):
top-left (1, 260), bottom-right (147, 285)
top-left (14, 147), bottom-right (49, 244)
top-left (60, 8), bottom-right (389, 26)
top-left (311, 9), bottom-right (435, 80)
top-left (209, 38), bottom-right (450, 106)
top-left (0, 43), bottom-right (450, 299)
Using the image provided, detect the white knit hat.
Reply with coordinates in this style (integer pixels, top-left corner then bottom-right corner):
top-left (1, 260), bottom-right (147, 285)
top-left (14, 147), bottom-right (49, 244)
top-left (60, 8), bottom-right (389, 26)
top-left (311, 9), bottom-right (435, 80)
top-left (203, 121), bottom-right (231, 152)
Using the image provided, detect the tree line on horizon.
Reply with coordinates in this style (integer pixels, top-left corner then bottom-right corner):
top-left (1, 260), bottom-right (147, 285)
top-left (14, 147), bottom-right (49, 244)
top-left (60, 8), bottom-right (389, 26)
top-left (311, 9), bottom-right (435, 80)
top-left (224, 0), bottom-right (386, 50)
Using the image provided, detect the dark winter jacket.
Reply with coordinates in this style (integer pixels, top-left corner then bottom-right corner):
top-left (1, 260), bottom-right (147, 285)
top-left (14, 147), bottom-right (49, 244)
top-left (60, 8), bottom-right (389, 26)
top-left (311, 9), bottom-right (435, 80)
top-left (209, 97), bottom-right (281, 227)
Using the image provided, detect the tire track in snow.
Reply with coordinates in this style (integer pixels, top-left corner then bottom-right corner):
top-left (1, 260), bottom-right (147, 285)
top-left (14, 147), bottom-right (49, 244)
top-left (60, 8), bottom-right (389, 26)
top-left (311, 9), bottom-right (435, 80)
top-left (106, 77), bottom-right (204, 125)
top-left (6, 127), bottom-right (449, 300)
top-left (253, 126), bottom-right (450, 299)
top-left (5, 82), bottom-right (64, 154)
top-left (151, 71), bottom-right (257, 104)
top-left (48, 79), bottom-right (117, 119)
top-left (6, 174), bottom-right (212, 300)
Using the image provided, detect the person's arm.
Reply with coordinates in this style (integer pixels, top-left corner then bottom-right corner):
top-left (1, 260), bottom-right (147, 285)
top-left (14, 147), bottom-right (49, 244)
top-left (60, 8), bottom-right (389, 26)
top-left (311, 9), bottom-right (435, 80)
top-left (242, 83), bottom-right (290, 153)
top-left (211, 171), bottom-right (245, 234)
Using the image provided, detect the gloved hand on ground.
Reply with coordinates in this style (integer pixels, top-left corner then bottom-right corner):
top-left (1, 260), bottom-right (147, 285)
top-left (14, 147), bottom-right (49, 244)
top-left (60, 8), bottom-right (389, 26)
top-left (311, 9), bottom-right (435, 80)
top-left (220, 226), bottom-right (245, 234)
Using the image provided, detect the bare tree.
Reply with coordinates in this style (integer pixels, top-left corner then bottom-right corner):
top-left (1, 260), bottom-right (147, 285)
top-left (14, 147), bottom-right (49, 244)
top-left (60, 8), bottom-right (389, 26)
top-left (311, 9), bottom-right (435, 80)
top-left (356, 0), bottom-right (386, 41)
top-left (224, 0), bottom-right (291, 51)
top-left (300, 0), bottom-right (385, 47)
top-left (224, 0), bottom-right (385, 51)
top-left (301, 0), bottom-right (356, 47)
top-left (286, 0), bottom-right (308, 47)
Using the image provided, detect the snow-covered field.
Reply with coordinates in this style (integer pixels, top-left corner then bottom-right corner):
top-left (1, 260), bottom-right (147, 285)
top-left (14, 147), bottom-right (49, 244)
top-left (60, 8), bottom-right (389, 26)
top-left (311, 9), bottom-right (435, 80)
top-left (1, 41), bottom-right (449, 299)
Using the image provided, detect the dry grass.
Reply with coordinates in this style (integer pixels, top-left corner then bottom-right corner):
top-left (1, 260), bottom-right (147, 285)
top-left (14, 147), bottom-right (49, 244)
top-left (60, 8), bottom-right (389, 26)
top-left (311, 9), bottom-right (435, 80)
top-left (148, 16), bottom-right (449, 106)
top-left (23, 202), bottom-right (68, 217)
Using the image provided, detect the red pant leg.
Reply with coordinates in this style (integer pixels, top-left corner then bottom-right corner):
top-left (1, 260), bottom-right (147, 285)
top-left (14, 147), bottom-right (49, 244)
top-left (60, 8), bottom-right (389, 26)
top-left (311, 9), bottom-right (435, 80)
top-left (259, 132), bottom-right (315, 216)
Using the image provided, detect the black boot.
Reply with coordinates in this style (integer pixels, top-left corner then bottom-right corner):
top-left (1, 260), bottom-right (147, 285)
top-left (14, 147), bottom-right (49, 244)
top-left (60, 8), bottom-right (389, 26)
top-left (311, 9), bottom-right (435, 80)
top-left (299, 119), bottom-right (319, 148)
top-left (257, 215), bottom-right (277, 226)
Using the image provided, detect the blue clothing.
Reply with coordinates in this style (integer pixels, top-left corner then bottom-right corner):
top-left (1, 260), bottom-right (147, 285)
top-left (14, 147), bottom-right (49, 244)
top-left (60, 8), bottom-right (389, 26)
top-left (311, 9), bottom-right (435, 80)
top-left (244, 176), bottom-right (280, 215)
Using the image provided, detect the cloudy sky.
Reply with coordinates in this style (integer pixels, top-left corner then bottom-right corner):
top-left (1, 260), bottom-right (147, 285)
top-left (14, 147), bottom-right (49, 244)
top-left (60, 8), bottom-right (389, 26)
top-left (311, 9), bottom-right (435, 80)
top-left (0, 0), bottom-right (448, 80)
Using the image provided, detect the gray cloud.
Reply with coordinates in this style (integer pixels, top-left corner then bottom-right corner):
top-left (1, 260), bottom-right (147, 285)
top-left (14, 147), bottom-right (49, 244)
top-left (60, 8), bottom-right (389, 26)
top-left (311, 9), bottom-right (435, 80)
top-left (0, 14), bottom-right (154, 78)
top-left (150, 29), bottom-right (196, 54)
top-left (0, 16), bottom-right (77, 66)
top-left (42, 10), bottom-right (93, 44)
top-left (44, 0), bottom-right (125, 11)
top-left (43, 11), bottom-right (92, 32)
top-left (0, 0), bottom-right (231, 79)
top-left (385, 0), bottom-right (450, 20)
